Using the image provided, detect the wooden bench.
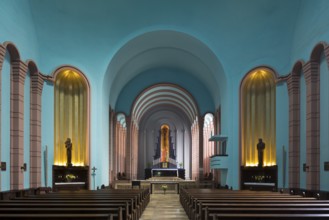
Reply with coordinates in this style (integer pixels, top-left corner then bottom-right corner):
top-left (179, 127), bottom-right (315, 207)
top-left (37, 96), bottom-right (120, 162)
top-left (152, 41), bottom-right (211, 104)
top-left (0, 188), bottom-right (150, 220)
top-left (179, 188), bottom-right (329, 220)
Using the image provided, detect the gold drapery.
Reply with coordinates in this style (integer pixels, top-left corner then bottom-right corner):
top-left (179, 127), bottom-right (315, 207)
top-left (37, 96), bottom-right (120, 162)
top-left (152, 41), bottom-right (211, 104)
top-left (54, 69), bottom-right (89, 166)
top-left (160, 125), bottom-right (170, 162)
top-left (241, 68), bottom-right (276, 167)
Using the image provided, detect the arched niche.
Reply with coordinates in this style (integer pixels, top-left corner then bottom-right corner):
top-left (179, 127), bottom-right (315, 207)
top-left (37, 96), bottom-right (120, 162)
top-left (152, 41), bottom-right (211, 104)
top-left (240, 67), bottom-right (276, 167)
top-left (53, 67), bottom-right (90, 166)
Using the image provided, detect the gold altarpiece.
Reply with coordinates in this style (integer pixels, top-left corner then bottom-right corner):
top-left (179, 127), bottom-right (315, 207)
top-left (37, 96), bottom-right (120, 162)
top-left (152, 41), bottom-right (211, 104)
top-left (54, 69), bottom-right (89, 167)
top-left (241, 68), bottom-right (276, 167)
top-left (160, 125), bottom-right (170, 163)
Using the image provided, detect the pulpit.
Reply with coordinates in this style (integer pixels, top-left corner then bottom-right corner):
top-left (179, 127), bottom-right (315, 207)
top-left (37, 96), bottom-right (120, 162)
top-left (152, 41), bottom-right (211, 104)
top-left (209, 134), bottom-right (229, 186)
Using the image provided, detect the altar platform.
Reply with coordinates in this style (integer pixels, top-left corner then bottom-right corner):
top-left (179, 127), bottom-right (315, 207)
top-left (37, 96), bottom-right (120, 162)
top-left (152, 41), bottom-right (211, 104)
top-left (113, 177), bottom-right (196, 194)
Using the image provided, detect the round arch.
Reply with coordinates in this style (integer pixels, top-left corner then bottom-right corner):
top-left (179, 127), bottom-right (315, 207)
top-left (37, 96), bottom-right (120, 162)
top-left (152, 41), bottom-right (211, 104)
top-left (52, 66), bottom-right (91, 167)
top-left (131, 83), bottom-right (199, 124)
top-left (240, 66), bottom-right (278, 168)
top-left (103, 30), bottom-right (226, 110)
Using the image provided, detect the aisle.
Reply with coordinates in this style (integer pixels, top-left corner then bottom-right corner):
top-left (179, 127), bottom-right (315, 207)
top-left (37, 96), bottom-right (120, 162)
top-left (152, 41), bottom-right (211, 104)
top-left (140, 193), bottom-right (189, 220)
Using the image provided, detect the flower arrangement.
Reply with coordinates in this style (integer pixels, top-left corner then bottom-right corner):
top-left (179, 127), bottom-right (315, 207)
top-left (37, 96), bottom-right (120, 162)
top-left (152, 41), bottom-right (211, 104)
top-left (65, 173), bottom-right (76, 182)
top-left (161, 184), bottom-right (168, 194)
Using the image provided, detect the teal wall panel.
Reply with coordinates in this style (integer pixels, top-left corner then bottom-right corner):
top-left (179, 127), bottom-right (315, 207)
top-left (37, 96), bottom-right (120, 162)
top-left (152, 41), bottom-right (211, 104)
top-left (41, 83), bottom-right (54, 187)
top-left (320, 54), bottom-right (329, 191)
top-left (1, 53), bottom-right (11, 191)
top-left (276, 83), bottom-right (289, 189)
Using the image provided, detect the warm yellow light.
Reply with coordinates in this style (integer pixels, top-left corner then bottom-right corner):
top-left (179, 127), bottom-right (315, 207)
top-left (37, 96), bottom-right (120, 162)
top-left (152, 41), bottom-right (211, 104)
top-left (54, 161), bottom-right (85, 167)
top-left (54, 69), bottom-right (89, 168)
top-left (245, 161), bottom-right (276, 167)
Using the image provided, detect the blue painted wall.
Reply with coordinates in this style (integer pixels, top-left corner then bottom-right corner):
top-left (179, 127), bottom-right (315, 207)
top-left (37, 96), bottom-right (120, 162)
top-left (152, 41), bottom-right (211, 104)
top-left (24, 71), bottom-right (30, 189)
top-left (0, 53), bottom-right (10, 191)
top-left (0, 0), bottom-right (39, 62)
top-left (1, 0), bottom-right (329, 189)
top-left (320, 54), bottom-right (329, 191)
top-left (300, 72), bottom-right (307, 189)
top-left (291, 0), bottom-right (329, 63)
top-left (276, 83), bottom-right (289, 189)
top-left (41, 83), bottom-right (54, 187)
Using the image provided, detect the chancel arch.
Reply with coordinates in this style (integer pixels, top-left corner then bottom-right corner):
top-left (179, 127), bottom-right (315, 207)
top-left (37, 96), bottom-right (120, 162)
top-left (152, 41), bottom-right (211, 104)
top-left (53, 67), bottom-right (90, 167)
top-left (128, 83), bottom-right (200, 180)
top-left (240, 67), bottom-right (277, 167)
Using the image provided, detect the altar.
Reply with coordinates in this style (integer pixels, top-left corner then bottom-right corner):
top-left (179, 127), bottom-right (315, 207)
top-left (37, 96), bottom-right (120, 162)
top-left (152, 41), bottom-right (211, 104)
top-left (152, 168), bottom-right (178, 177)
top-left (145, 168), bottom-right (185, 179)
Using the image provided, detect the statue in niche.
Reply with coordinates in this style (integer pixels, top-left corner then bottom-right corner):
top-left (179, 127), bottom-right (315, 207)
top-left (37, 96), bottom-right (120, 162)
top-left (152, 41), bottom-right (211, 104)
top-left (65, 138), bottom-right (72, 167)
top-left (257, 138), bottom-right (265, 167)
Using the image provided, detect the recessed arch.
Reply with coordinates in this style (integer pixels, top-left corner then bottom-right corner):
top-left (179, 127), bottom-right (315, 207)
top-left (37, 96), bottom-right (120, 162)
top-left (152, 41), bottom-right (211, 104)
top-left (53, 66), bottom-right (90, 167)
top-left (240, 67), bottom-right (277, 167)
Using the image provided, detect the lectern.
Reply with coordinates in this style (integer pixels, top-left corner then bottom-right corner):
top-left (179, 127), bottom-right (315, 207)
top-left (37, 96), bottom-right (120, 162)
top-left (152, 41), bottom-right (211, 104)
top-left (209, 134), bottom-right (228, 187)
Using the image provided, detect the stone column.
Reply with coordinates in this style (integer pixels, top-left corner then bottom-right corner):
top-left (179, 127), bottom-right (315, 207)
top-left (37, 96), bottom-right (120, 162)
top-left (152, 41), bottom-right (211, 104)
top-left (287, 74), bottom-right (300, 189)
top-left (143, 129), bottom-right (146, 168)
top-left (125, 116), bottom-right (132, 180)
top-left (198, 116), bottom-right (204, 181)
top-left (191, 123), bottom-right (198, 180)
top-left (304, 61), bottom-right (320, 191)
top-left (109, 109), bottom-right (115, 182)
top-left (29, 72), bottom-right (44, 188)
top-left (11, 60), bottom-right (27, 190)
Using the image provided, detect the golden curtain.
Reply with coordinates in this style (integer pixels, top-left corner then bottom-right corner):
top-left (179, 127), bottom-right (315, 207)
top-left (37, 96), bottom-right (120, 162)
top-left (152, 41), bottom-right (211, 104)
top-left (54, 69), bottom-right (89, 166)
top-left (241, 69), bottom-right (276, 167)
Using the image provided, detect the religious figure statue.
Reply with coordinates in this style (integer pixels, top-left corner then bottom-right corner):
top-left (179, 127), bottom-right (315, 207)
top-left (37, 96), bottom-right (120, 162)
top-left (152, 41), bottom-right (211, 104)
top-left (257, 138), bottom-right (265, 167)
top-left (65, 138), bottom-right (72, 167)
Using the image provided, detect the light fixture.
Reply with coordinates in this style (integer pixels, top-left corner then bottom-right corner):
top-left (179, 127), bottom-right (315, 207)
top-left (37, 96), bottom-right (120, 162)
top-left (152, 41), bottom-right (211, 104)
top-left (21, 163), bottom-right (27, 172)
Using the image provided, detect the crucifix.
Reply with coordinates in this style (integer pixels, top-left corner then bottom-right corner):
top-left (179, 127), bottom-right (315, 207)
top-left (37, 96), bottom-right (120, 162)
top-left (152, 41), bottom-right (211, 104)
top-left (91, 166), bottom-right (97, 190)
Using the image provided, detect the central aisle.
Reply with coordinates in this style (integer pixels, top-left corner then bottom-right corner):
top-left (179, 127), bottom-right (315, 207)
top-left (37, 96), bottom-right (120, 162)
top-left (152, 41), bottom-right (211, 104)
top-left (140, 193), bottom-right (189, 220)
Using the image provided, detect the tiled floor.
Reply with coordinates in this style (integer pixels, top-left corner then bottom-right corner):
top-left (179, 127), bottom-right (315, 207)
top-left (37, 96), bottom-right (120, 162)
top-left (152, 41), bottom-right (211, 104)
top-left (140, 193), bottom-right (189, 220)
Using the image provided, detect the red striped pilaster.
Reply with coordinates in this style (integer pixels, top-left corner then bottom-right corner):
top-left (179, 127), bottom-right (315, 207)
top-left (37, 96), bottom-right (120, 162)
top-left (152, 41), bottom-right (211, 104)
top-left (287, 74), bottom-right (301, 189)
top-left (10, 60), bottom-right (27, 190)
top-left (29, 73), bottom-right (44, 188)
top-left (304, 61), bottom-right (320, 191)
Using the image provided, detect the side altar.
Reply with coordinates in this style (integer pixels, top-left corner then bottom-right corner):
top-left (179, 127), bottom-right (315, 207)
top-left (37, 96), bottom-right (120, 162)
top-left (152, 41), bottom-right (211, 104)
top-left (52, 165), bottom-right (89, 191)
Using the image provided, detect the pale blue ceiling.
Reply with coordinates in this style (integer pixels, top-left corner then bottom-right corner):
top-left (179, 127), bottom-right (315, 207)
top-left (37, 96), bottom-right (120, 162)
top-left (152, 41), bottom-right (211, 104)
top-left (26, 0), bottom-right (302, 110)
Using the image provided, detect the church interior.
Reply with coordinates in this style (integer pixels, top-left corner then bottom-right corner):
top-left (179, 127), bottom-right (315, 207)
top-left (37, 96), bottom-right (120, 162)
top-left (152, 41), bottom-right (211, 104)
top-left (1, 0), bottom-right (329, 219)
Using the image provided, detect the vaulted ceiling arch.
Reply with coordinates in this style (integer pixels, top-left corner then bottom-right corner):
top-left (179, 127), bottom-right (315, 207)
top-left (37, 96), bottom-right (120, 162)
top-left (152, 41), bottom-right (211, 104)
top-left (131, 83), bottom-right (199, 125)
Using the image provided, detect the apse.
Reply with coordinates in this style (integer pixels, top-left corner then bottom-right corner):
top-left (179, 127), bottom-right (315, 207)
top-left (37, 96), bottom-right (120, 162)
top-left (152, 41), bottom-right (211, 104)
top-left (132, 83), bottom-right (198, 179)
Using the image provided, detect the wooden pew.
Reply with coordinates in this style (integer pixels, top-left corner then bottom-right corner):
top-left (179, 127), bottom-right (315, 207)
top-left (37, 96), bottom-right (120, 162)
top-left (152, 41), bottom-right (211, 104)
top-left (179, 188), bottom-right (329, 220)
top-left (0, 213), bottom-right (117, 220)
top-left (0, 188), bottom-right (150, 220)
